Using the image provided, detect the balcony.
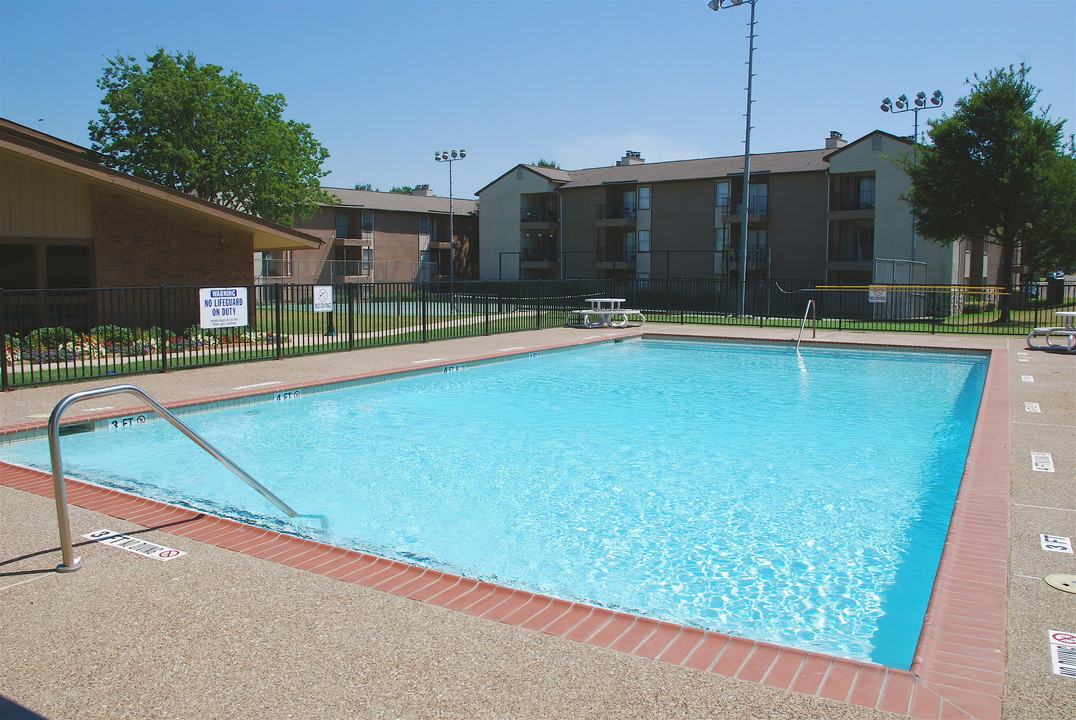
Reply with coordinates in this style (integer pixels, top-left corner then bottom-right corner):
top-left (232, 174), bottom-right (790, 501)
top-left (595, 204), bottom-right (637, 227)
top-left (718, 196), bottom-right (769, 222)
top-left (520, 209), bottom-right (558, 223)
top-left (520, 247), bottom-right (560, 271)
top-left (830, 190), bottom-right (876, 214)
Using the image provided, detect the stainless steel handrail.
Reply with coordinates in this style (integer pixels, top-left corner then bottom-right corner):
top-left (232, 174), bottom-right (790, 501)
top-left (796, 299), bottom-right (817, 351)
top-left (48, 384), bottom-right (299, 572)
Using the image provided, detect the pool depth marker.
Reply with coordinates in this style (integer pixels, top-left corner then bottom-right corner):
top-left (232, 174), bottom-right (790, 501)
top-left (82, 529), bottom-right (187, 562)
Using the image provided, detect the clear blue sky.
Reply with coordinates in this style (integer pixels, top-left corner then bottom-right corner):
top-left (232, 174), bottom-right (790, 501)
top-left (2, 0), bottom-right (1073, 200)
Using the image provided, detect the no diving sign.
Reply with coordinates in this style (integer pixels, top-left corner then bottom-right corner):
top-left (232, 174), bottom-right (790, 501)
top-left (313, 285), bottom-right (333, 313)
top-left (1049, 630), bottom-right (1076, 679)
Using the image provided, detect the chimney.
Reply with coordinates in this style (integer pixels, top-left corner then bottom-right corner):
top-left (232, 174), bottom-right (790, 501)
top-left (617, 150), bottom-right (645, 166)
top-left (411, 184), bottom-right (434, 196)
top-left (825, 131), bottom-right (847, 149)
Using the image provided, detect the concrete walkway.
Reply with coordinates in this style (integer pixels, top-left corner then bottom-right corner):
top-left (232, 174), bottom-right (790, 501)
top-left (1, 325), bottom-right (1073, 719)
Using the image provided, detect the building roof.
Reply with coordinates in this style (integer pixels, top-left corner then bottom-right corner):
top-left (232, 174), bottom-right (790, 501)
top-left (560, 149), bottom-right (829, 189)
top-left (474, 164), bottom-right (572, 197)
top-left (0, 118), bottom-right (322, 252)
top-left (476, 149), bottom-right (829, 197)
top-left (822, 129), bottom-right (914, 160)
top-left (323, 187), bottom-right (478, 215)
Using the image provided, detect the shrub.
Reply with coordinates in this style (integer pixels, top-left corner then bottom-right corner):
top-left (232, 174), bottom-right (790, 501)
top-left (26, 326), bottom-right (75, 349)
top-left (962, 303), bottom-right (981, 314)
top-left (90, 324), bottom-right (138, 346)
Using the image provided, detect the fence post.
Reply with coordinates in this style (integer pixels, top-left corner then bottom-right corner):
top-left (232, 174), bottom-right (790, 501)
top-left (346, 283), bottom-right (354, 350)
top-left (157, 285), bottom-right (168, 374)
top-left (0, 288), bottom-right (8, 391)
top-left (421, 281), bottom-right (428, 343)
top-left (485, 283), bottom-right (491, 336)
top-left (274, 284), bottom-right (284, 359)
top-left (680, 279), bottom-right (686, 324)
top-left (535, 281), bottom-right (542, 330)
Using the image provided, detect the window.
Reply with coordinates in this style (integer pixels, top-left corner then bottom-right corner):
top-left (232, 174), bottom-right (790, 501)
top-left (261, 251), bottom-right (292, 277)
top-left (638, 186), bottom-right (651, 211)
top-left (638, 230), bottom-right (650, 253)
top-left (362, 212), bottom-right (374, 234)
top-left (748, 182), bottom-right (768, 214)
top-left (419, 216), bottom-right (430, 235)
top-left (714, 226), bottom-right (730, 251)
top-left (715, 181), bottom-right (731, 209)
top-left (335, 212), bottom-right (350, 239)
top-left (871, 135), bottom-right (884, 151)
top-left (853, 227), bottom-right (874, 261)
top-left (856, 177), bottom-right (876, 209)
top-left (339, 246), bottom-right (369, 276)
top-left (362, 247), bottom-right (373, 276)
top-left (746, 228), bottom-right (768, 263)
top-left (622, 189), bottom-right (636, 219)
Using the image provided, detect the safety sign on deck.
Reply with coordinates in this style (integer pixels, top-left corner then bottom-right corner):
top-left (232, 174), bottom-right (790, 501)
top-left (1048, 630), bottom-right (1076, 679)
top-left (82, 529), bottom-right (187, 562)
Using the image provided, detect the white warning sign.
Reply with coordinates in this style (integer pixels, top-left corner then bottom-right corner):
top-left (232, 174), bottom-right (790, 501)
top-left (199, 287), bottom-right (248, 329)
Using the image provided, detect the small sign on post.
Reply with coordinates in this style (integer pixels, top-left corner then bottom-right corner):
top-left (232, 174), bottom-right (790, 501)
top-left (199, 287), bottom-right (248, 329)
top-left (313, 285), bottom-right (333, 313)
top-left (314, 285), bottom-right (336, 336)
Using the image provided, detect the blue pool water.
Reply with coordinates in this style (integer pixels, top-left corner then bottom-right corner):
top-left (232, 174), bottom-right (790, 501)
top-left (2, 339), bottom-right (988, 668)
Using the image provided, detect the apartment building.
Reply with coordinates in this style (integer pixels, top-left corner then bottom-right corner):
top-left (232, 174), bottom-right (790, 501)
top-left (478, 130), bottom-right (993, 285)
top-left (259, 186), bottom-right (478, 286)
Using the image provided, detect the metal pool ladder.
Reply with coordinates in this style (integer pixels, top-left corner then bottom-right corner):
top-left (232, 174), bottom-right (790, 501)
top-left (796, 299), bottom-right (817, 351)
top-left (47, 384), bottom-right (301, 573)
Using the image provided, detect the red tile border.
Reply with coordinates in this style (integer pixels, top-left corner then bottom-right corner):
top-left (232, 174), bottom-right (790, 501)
top-left (0, 340), bottom-right (1009, 719)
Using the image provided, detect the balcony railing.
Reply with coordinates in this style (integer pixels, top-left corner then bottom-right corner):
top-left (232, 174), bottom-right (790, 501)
top-left (595, 248), bottom-right (637, 262)
top-left (596, 204), bottom-right (637, 220)
top-left (520, 209), bottom-right (558, 223)
top-left (718, 196), bottom-right (769, 215)
top-left (830, 190), bottom-right (876, 211)
top-left (521, 248), bottom-right (559, 262)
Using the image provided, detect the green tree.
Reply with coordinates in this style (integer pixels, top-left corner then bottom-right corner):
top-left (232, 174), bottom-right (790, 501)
top-left (390, 186), bottom-right (415, 194)
top-left (88, 49), bottom-right (335, 226)
top-left (533, 159), bottom-right (561, 169)
top-left (899, 64), bottom-right (1076, 321)
top-left (353, 183), bottom-right (375, 191)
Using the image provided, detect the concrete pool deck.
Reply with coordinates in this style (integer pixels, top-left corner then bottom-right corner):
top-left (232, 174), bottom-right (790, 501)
top-left (1, 325), bottom-right (1073, 719)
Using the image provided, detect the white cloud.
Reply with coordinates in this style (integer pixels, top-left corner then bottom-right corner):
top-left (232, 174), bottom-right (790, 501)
top-left (551, 132), bottom-right (709, 170)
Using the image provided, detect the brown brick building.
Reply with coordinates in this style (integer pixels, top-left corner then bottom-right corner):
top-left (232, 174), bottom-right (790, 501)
top-left (0, 118), bottom-right (321, 291)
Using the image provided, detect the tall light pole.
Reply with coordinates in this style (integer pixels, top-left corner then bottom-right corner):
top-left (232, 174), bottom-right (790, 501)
top-left (881, 90), bottom-right (943, 263)
top-left (708, 0), bottom-right (757, 317)
top-left (434, 149), bottom-right (466, 305)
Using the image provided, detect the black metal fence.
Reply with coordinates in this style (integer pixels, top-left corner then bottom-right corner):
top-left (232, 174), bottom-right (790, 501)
top-left (2, 278), bottom-right (1072, 389)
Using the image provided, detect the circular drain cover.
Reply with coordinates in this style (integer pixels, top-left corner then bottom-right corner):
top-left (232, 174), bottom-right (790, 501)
top-left (1044, 574), bottom-right (1076, 594)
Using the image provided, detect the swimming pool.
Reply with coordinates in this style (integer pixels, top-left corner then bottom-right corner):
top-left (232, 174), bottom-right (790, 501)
top-left (1, 338), bottom-right (988, 669)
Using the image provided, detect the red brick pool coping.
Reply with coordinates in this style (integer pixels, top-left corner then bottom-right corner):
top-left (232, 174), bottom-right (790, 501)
top-left (0, 340), bottom-right (1009, 719)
